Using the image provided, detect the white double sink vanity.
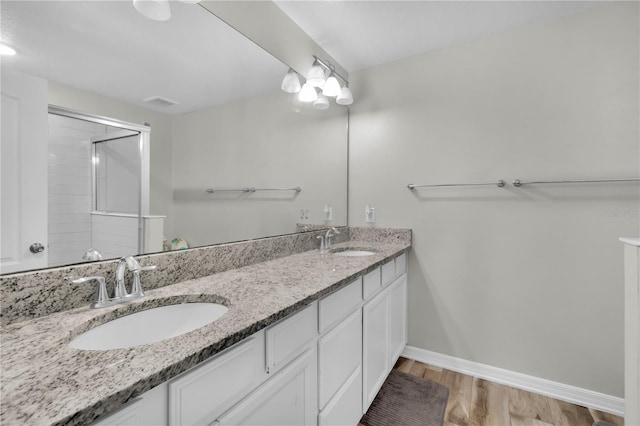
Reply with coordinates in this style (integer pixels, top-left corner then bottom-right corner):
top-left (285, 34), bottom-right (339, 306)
top-left (91, 252), bottom-right (408, 426)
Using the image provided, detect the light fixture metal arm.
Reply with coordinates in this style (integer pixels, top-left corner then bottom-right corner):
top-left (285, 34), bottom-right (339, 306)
top-left (312, 55), bottom-right (349, 85)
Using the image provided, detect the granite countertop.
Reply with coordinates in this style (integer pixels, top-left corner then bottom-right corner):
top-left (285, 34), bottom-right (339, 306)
top-left (0, 240), bottom-right (409, 426)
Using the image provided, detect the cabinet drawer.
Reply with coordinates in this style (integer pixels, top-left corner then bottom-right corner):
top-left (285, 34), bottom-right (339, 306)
top-left (216, 347), bottom-right (317, 426)
top-left (266, 303), bottom-right (317, 374)
top-left (395, 252), bottom-right (407, 275)
top-left (318, 278), bottom-right (362, 334)
top-left (318, 309), bottom-right (362, 409)
top-left (168, 331), bottom-right (265, 426)
top-left (381, 259), bottom-right (395, 286)
top-left (362, 267), bottom-right (381, 300)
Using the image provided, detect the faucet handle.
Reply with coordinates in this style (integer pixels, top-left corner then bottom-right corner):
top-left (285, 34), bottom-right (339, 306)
top-left (71, 276), bottom-right (109, 308)
top-left (132, 265), bottom-right (157, 273)
top-left (128, 265), bottom-right (157, 298)
top-left (317, 235), bottom-right (326, 251)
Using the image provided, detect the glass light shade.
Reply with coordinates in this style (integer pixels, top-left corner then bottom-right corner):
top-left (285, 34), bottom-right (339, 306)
top-left (322, 74), bottom-right (341, 97)
top-left (281, 69), bottom-right (301, 94)
top-left (298, 83), bottom-right (318, 103)
top-left (177, 0), bottom-right (201, 3)
top-left (133, 0), bottom-right (171, 21)
top-left (336, 86), bottom-right (354, 105)
top-left (306, 63), bottom-right (326, 88)
top-left (313, 94), bottom-right (330, 110)
top-left (0, 44), bottom-right (16, 56)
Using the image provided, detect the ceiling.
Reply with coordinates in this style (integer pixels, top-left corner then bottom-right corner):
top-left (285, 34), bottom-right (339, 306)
top-left (0, 1), bottom-right (287, 115)
top-left (274, 1), bottom-right (609, 72)
top-left (1, 1), bottom-right (609, 114)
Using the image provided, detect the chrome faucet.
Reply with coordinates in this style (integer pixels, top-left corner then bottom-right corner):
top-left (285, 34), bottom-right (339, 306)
top-left (72, 255), bottom-right (156, 309)
top-left (317, 227), bottom-right (340, 252)
top-left (115, 255), bottom-right (140, 299)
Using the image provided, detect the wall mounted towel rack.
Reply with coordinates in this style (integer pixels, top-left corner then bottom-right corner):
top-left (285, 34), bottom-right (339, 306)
top-left (407, 180), bottom-right (506, 189)
top-left (512, 178), bottom-right (640, 187)
top-left (206, 187), bottom-right (302, 194)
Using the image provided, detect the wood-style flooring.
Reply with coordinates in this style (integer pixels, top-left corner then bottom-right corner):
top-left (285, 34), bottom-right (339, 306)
top-left (359, 357), bottom-right (624, 426)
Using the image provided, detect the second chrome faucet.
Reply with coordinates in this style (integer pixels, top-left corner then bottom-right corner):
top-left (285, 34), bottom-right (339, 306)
top-left (72, 255), bottom-right (156, 309)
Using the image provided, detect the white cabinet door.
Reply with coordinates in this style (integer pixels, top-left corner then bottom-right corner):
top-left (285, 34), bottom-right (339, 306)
top-left (216, 347), bottom-right (317, 426)
top-left (318, 366), bottom-right (362, 426)
top-left (1, 70), bottom-right (48, 273)
top-left (318, 309), bottom-right (362, 409)
top-left (362, 288), bottom-right (389, 413)
top-left (388, 274), bottom-right (407, 366)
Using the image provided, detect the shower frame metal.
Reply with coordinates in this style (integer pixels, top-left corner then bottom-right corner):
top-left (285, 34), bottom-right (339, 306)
top-left (47, 105), bottom-right (151, 254)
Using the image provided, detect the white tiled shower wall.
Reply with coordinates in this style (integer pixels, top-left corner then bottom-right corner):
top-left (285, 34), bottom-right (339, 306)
top-left (47, 114), bottom-right (104, 267)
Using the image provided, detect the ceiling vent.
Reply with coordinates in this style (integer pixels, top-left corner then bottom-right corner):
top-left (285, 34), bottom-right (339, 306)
top-left (142, 96), bottom-right (179, 108)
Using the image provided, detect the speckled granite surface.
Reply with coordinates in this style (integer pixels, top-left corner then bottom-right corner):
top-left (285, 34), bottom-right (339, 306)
top-left (350, 227), bottom-right (412, 245)
top-left (0, 233), bottom-right (410, 426)
top-left (0, 228), bottom-right (350, 325)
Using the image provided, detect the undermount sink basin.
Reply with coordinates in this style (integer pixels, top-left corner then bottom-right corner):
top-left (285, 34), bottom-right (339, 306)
top-left (331, 249), bottom-right (376, 257)
top-left (69, 303), bottom-right (228, 350)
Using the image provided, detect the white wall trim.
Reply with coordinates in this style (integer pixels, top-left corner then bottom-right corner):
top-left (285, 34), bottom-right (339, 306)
top-left (402, 346), bottom-right (624, 417)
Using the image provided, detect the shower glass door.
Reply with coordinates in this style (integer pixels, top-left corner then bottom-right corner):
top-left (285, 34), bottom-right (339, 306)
top-left (93, 130), bottom-right (141, 214)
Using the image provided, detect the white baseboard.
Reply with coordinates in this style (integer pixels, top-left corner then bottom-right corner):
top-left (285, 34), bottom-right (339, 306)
top-left (402, 346), bottom-right (624, 417)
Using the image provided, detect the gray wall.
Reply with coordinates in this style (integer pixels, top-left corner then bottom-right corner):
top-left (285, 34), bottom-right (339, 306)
top-left (349, 2), bottom-right (639, 397)
top-left (171, 89), bottom-right (348, 246)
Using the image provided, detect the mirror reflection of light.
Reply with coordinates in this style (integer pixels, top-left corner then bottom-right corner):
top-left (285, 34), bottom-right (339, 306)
top-left (298, 83), bottom-right (318, 103)
top-left (0, 44), bottom-right (17, 56)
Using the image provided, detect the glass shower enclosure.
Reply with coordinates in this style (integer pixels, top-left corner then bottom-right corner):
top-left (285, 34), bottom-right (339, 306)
top-left (48, 105), bottom-right (155, 265)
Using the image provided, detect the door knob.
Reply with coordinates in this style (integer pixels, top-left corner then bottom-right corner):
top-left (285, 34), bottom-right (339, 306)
top-left (29, 243), bottom-right (45, 254)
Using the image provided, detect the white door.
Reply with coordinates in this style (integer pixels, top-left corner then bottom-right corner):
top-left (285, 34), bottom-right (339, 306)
top-left (1, 70), bottom-right (48, 273)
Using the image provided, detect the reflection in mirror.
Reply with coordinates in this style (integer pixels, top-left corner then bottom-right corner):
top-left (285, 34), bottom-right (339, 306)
top-left (0, 1), bottom-right (348, 274)
top-left (94, 132), bottom-right (141, 215)
top-left (44, 108), bottom-right (153, 269)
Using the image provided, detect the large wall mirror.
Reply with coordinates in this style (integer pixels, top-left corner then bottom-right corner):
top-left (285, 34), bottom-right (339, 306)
top-left (0, 1), bottom-right (348, 274)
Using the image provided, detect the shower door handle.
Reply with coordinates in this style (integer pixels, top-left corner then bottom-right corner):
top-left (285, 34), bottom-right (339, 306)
top-left (29, 243), bottom-right (45, 254)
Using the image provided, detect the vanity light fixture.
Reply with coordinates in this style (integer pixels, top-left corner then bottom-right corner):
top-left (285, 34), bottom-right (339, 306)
top-left (299, 83), bottom-right (318, 102)
top-left (283, 56), bottom-right (353, 108)
top-left (281, 68), bottom-right (302, 93)
top-left (0, 43), bottom-right (16, 56)
top-left (313, 93), bottom-right (330, 110)
top-left (133, 0), bottom-right (171, 21)
top-left (133, 0), bottom-right (201, 22)
top-left (336, 85), bottom-right (354, 106)
top-left (306, 59), bottom-right (326, 88)
top-left (322, 72), bottom-right (341, 97)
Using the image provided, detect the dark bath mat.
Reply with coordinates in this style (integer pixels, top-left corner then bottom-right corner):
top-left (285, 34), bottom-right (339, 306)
top-left (361, 369), bottom-right (449, 426)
